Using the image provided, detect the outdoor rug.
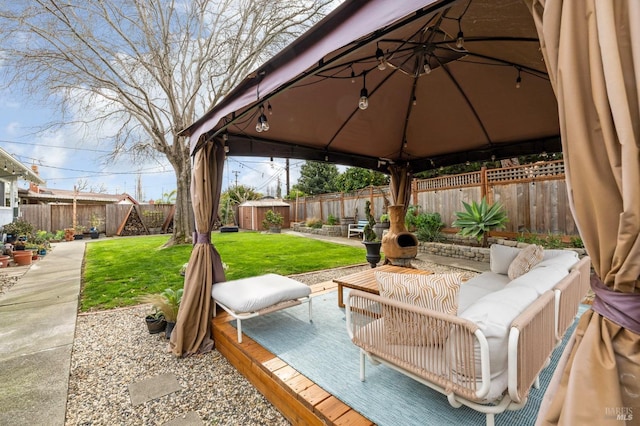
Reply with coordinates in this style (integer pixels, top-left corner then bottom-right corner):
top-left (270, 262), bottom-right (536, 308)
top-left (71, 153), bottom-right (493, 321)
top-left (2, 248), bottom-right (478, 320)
top-left (238, 290), bottom-right (589, 426)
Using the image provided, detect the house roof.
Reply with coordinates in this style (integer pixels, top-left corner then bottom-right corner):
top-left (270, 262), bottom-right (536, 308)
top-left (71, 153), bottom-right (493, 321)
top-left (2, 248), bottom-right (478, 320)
top-left (0, 147), bottom-right (45, 184)
top-left (19, 187), bottom-right (138, 204)
top-left (239, 198), bottom-right (290, 207)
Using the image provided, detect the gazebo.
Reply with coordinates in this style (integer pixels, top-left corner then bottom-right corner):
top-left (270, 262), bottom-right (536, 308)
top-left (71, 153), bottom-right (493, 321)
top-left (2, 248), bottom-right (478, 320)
top-left (175, 1), bottom-right (639, 424)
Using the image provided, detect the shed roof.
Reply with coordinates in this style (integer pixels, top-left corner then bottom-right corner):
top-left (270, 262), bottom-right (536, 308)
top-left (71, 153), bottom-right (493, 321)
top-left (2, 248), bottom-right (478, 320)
top-left (239, 198), bottom-right (290, 207)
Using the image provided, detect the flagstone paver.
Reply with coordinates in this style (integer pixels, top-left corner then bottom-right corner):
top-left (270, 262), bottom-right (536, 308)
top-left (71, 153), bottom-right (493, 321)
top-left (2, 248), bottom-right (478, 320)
top-left (128, 373), bottom-right (181, 406)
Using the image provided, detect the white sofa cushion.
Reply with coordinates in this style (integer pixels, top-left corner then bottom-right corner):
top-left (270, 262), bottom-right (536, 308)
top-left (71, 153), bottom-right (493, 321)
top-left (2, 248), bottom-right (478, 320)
top-left (456, 286), bottom-right (539, 385)
top-left (457, 272), bottom-right (511, 314)
top-left (534, 249), bottom-right (579, 270)
top-left (375, 272), bottom-right (463, 345)
top-left (508, 244), bottom-right (544, 279)
top-left (506, 265), bottom-right (569, 295)
top-left (489, 244), bottom-right (521, 275)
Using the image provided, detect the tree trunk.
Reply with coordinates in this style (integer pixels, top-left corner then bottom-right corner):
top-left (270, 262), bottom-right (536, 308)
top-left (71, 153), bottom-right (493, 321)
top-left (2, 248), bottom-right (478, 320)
top-left (164, 137), bottom-right (194, 246)
top-left (167, 163), bottom-right (193, 245)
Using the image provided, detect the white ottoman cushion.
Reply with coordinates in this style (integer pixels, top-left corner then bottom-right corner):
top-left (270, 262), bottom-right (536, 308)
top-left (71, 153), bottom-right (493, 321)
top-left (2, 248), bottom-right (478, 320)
top-left (211, 273), bottom-right (311, 313)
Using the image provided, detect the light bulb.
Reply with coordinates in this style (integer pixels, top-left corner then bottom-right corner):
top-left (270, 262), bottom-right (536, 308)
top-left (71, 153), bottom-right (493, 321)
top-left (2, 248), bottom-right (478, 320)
top-left (412, 96), bottom-right (417, 106)
top-left (359, 96), bottom-right (368, 110)
top-left (359, 87), bottom-right (369, 110)
top-left (375, 47), bottom-right (386, 71)
top-left (267, 103), bottom-right (272, 115)
top-left (516, 76), bottom-right (522, 89)
top-left (351, 70), bottom-right (355, 83)
top-left (256, 121), bottom-right (263, 132)
top-left (456, 31), bottom-right (464, 49)
top-left (423, 63), bottom-right (431, 74)
top-left (261, 119), bottom-right (269, 132)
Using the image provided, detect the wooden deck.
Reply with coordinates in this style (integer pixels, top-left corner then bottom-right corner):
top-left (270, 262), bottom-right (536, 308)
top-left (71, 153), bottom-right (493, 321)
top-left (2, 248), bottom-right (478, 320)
top-left (211, 280), bottom-right (374, 426)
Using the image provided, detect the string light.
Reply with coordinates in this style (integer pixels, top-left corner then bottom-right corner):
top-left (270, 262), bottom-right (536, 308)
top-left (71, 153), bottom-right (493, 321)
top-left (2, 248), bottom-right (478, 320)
top-left (516, 68), bottom-right (522, 89)
top-left (376, 45), bottom-right (386, 71)
top-left (358, 72), bottom-right (369, 110)
top-left (255, 104), bottom-right (269, 132)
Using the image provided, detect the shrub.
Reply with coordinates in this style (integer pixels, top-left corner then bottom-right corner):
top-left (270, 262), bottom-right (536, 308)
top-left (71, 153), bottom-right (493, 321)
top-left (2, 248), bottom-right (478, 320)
top-left (305, 217), bottom-right (323, 229)
top-left (452, 197), bottom-right (508, 247)
top-left (405, 205), bottom-right (421, 231)
top-left (2, 219), bottom-right (35, 238)
top-left (570, 235), bottom-right (584, 248)
top-left (326, 214), bottom-right (338, 225)
top-left (414, 212), bottom-right (445, 242)
top-left (517, 231), bottom-right (566, 249)
top-left (262, 209), bottom-right (284, 229)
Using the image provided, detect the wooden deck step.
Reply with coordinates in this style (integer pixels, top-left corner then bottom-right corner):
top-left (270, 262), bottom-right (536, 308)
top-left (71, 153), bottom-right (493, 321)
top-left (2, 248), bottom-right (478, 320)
top-left (211, 280), bottom-right (374, 426)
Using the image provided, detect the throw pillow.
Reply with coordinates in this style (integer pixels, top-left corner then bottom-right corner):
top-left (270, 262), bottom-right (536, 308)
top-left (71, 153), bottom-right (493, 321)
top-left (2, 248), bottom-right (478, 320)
top-left (375, 271), bottom-right (463, 346)
top-left (489, 244), bottom-right (521, 275)
top-left (507, 244), bottom-right (544, 280)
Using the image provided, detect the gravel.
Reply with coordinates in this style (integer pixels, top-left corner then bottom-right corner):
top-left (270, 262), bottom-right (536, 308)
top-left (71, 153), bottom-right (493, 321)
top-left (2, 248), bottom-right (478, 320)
top-left (0, 273), bottom-right (18, 296)
top-left (65, 260), bottom-right (477, 425)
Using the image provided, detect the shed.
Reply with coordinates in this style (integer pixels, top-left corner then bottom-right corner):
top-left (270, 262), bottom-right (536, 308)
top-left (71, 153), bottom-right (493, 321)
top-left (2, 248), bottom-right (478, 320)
top-left (238, 198), bottom-right (290, 231)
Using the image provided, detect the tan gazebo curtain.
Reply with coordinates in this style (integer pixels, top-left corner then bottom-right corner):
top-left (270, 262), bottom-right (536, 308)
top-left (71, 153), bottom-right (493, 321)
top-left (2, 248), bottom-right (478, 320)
top-left (525, 1), bottom-right (640, 424)
top-left (388, 164), bottom-right (413, 217)
top-left (170, 138), bottom-right (227, 357)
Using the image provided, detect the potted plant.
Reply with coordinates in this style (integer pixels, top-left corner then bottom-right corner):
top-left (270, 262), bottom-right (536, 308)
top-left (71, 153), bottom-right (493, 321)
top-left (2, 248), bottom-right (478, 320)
top-left (74, 225), bottom-right (85, 240)
top-left (89, 213), bottom-right (103, 239)
top-left (1, 219), bottom-right (34, 244)
top-left (144, 307), bottom-right (167, 334)
top-left (64, 227), bottom-right (75, 241)
top-left (362, 201), bottom-right (381, 268)
top-left (262, 209), bottom-right (284, 233)
top-left (139, 287), bottom-right (183, 339)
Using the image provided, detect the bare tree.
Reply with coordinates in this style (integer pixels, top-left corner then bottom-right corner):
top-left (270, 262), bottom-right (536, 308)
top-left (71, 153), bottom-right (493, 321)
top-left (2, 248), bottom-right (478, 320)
top-left (0, 0), bottom-right (333, 244)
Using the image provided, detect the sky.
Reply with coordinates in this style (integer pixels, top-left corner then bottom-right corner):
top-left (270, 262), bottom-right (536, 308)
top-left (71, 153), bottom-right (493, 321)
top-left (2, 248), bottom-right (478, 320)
top-left (0, 80), bottom-right (307, 202)
top-left (0, 0), bottom-right (351, 203)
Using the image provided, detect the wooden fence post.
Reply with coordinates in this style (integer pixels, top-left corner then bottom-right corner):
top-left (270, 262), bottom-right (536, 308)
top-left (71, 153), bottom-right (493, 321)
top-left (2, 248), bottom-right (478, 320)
top-left (481, 167), bottom-right (491, 203)
top-left (412, 178), bottom-right (418, 206)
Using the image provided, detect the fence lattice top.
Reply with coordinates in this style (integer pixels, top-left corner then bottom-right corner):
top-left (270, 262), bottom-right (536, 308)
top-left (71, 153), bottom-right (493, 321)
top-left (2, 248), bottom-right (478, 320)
top-left (486, 160), bottom-right (565, 184)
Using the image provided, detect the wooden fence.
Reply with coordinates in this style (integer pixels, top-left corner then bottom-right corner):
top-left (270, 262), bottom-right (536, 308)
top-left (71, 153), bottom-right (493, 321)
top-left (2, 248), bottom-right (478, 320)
top-left (20, 203), bottom-right (174, 237)
top-left (291, 160), bottom-right (578, 235)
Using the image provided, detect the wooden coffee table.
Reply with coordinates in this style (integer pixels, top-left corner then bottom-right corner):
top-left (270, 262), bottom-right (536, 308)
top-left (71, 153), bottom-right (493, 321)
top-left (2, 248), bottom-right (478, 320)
top-left (333, 264), bottom-right (432, 307)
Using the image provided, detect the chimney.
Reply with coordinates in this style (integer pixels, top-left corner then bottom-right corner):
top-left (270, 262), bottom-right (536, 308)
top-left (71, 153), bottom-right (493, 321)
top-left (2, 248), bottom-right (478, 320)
top-left (29, 164), bottom-right (40, 194)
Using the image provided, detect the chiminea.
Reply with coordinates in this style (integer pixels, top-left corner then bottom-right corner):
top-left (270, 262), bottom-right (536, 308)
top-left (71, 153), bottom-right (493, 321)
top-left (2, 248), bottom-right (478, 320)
top-left (381, 205), bottom-right (418, 267)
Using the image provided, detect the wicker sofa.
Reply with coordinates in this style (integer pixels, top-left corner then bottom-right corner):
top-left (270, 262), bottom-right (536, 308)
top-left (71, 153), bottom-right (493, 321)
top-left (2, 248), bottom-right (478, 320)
top-left (345, 244), bottom-right (591, 426)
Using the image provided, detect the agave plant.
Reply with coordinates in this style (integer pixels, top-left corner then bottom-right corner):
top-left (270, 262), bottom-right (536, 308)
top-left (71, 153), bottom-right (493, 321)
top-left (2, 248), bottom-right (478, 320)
top-left (452, 197), bottom-right (508, 247)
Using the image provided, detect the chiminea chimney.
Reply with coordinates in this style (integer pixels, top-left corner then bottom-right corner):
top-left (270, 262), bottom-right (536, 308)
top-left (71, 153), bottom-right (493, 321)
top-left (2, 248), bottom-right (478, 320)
top-left (29, 164), bottom-right (40, 194)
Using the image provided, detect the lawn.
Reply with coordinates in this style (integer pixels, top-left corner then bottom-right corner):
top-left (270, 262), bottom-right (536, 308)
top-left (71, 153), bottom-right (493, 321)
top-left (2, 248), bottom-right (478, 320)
top-left (81, 232), bottom-right (366, 311)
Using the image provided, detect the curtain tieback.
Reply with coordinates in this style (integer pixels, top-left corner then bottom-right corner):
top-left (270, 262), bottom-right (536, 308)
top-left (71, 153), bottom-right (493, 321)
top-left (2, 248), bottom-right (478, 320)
top-left (193, 232), bottom-right (211, 245)
top-left (591, 274), bottom-right (640, 335)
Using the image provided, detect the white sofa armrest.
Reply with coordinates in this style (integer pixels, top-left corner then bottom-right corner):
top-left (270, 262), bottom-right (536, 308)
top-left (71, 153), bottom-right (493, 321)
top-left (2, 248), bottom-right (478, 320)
top-left (508, 290), bottom-right (556, 403)
top-left (346, 289), bottom-right (492, 401)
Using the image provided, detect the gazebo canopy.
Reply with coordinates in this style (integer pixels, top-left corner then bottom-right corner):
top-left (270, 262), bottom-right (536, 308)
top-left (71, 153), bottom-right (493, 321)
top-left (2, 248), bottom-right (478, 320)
top-left (183, 0), bottom-right (560, 172)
